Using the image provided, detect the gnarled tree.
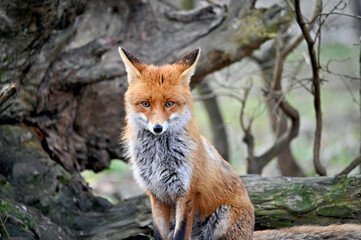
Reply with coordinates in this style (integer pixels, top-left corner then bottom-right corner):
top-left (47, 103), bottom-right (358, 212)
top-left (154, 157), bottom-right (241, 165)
top-left (0, 0), bottom-right (291, 239)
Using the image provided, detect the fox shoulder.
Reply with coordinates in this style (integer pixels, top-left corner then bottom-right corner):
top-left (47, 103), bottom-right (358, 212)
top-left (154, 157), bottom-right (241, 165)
top-left (253, 224), bottom-right (361, 240)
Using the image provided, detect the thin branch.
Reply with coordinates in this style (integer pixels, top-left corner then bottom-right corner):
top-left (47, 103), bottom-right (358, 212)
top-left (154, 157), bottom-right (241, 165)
top-left (314, 0), bottom-right (344, 41)
top-left (295, 0), bottom-right (326, 176)
top-left (320, 58), bottom-right (361, 81)
top-left (336, 155), bottom-right (361, 176)
top-left (194, 90), bottom-right (244, 102)
top-left (319, 11), bottom-right (361, 20)
top-left (0, 216), bottom-right (11, 240)
top-left (0, 83), bottom-right (17, 107)
top-left (282, 0), bottom-right (320, 58)
top-left (240, 81), bottom-right (253, 134)
top-left (253, 33), bottom-right (300, 171)
top-left (256, 98), bottom-right (300, 169)
top-left (317, 2), bottom-right (322, 68)
top-left (240, 81), bottom-right (259, 173)
top-left (320, 66), bottom-right (361, 81)
top-left (244, 0), bottom-right (321, 174)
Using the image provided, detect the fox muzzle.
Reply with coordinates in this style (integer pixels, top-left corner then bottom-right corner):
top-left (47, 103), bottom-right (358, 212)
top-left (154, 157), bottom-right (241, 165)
top-left (148, 121), bottom-right (168, 135)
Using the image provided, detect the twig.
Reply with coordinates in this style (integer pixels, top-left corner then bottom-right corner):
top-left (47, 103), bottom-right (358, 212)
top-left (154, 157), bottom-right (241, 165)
top-left (319, 12), bottom-right (361, 20)
top-left (0, 83), bottom-right (17, 107)
top-left (240, 81), bottom-right (253, 134)
top-left (295, 0), bottom-right (326, 176)
top-left (336, 155), bottom-right (361, 176)
top-left (240, 81), bottom-right (259, 173)
top-left (253, 32), bottom-right (300, 171)
top-left (320, 58), bottom-right (361, 81)
top-left (0, 216), bottom-right (11, 240)
top-left (317, 2), bottom-right (322, 68)
top-left (244, 0), bottom-right (321, 174)
top-left (320, 67), bottom-right (360, 81)
top-left (314, 0), bottom-right (344, 41)
top-left (282, 1), bottom-right (319, 59)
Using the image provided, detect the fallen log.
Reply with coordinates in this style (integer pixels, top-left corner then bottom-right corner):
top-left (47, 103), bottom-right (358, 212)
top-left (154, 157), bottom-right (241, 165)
top-left (77, 175), bottom-right (361, 239)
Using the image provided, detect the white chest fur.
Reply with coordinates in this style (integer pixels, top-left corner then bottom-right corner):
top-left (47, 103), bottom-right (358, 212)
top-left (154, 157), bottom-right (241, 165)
top-left (129, 129), bottom-right (194, 202)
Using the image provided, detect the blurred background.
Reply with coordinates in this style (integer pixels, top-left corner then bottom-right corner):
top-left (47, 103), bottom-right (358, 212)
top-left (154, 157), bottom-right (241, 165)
top-left (82, 0), bottom-right (361, 203)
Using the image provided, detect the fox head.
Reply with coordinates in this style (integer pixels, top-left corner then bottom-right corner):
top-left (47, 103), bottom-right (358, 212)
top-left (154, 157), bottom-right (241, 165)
top-left (119, 47), bottom-right (200, 135)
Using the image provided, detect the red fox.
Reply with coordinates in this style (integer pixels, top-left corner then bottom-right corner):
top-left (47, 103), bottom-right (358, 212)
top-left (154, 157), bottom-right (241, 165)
top-left (118, 47), bottom-right (361, 240)
top-left (119, 47), bottom-right (255, 240)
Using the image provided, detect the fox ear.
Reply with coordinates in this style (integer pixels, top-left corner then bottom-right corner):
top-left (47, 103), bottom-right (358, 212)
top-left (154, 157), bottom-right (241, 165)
top-left (118, 47), bottom-right (144, 83)
top-left (174, 48), bottom-right (201, 85)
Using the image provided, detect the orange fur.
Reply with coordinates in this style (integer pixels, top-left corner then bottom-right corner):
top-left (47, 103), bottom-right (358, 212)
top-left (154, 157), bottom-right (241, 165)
top-left (254, 224), bottom-right (361, 240)
top-left (120, 47), bottom-right (254, 240)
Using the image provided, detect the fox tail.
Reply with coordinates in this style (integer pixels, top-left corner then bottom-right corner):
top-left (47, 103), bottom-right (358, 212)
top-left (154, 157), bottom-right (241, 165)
top-left (253, 224), bottom-right (361, 240)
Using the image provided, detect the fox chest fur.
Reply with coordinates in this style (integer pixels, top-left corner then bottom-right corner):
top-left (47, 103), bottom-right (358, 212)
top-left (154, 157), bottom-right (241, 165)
top-left (129, 128), bottom-right (194, 203)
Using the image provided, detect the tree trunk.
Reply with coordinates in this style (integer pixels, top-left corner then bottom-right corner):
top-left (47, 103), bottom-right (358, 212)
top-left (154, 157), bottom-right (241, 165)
top-left (0, 0), bottom-right (288, 173)
top-left (257, 48), bottom-right (305, 177)
top-left (197, 81), bottom-right (229, 161)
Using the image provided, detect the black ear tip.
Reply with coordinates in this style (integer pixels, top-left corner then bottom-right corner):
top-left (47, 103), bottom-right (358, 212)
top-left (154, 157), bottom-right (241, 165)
top-left (174, 48), bottom-right (201, 65)
top-left (119, 47), bottom-right (143, 64)
top-left (190, 48), bottom-right (200, 57)
top-left (120, 47), bottom-right (130, 56)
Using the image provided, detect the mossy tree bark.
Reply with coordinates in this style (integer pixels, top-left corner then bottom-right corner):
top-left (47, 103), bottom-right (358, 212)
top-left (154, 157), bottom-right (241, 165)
top-left (0, 0), bottom-right (289, 173)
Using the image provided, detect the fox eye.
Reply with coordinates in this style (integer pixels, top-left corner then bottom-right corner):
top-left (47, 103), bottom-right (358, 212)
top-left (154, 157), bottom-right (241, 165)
top-left (141, 101), bottom-right (150, 108)
top-left (165, 101), bottom-right (174, 108)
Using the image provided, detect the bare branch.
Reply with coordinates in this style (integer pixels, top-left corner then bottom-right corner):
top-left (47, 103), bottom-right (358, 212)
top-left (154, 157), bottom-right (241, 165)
top-left (314, 0), bottom-right (345, 41)
top-left (336, 155), bottom-right (361, 176)
top-left (240, 81), bottom-right (253, 134)
top-left (0, 83), bottom-right (17, 108)
top-left (282, 0), bottom-right (320, 58)
top-left (244, 0), bottom-right (321, 174)
top-left (252, 34), bottom-right (300, 171)
top-left (295, 0), bottom-right (326, 176)
top-left (320, 58), bottom-right (360, 81)
top-left (240, 81), bottom-right (259, 173)
top-left (319, 11), bottom-right (361, 19)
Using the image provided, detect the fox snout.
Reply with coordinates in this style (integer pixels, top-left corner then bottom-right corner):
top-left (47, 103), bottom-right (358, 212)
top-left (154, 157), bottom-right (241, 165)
top-left (148, 121), bottom-right (169, 135)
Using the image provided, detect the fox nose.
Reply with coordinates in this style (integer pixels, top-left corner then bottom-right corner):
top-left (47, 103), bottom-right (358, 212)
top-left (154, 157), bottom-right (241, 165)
top-left (153, 124), bottom-right (163, 133)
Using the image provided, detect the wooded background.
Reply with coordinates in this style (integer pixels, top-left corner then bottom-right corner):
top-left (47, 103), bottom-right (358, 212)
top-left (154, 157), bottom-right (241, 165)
top-left (0, 0), bottom-right (360, 239)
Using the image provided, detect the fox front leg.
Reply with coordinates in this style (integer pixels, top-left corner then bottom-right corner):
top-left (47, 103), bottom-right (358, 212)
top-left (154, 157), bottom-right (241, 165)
top-left (149, 194), bottom-right (172, 240)
top-left (173, 194), bottom-right (196, 240)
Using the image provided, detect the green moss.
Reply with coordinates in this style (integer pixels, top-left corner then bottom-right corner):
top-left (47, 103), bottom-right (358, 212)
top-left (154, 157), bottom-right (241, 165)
top-left (317, 205), bottom-right (354, 218)
top-left (230, 6), bottom-right (293, 46)
top-left (276, 183), bottom-right (318, 214)
top-left (256, 209), bottom-right (297, 228)
top-left (57, 175), bottom-right (69, 185)
top-left (0, 200), bottom-right (14, 214)
top-left (231, 14), bottom-right (278, 46)
top-left (331, 176), bottom-right (359, 193)
top-left (0, 179), bottom-right (7, 193)
top-left (0, 200), bottom-right (35, 234)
